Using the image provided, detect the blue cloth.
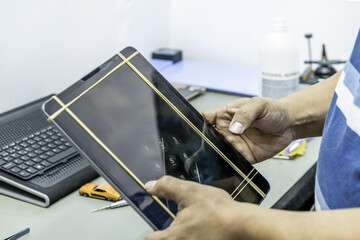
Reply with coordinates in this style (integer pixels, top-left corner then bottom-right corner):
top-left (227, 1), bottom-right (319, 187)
top-left (315, 29), bottom-right (360, 210)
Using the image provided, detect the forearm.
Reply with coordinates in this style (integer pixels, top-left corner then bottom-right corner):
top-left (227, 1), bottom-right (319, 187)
top-left (279, 71), bottom-right (341, 139)
top-left (230, 203), bottom-right (360, 240)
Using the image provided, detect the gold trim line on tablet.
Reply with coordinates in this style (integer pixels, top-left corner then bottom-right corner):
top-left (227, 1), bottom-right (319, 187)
top-left (47, 51), bottom-right (140, 122)
top-left (230, 168), bottom-right (255, 198)
top-left (233, 171), bottom-right (258, 200)
top-left (117, 52), bottom-right (266, 198)
top-left (51, 96), bottom-right (176, 219)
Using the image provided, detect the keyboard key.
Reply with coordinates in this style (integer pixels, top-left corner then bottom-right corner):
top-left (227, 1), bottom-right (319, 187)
top-left (59, 145), bottom-right (67, 150)
top-left (34, 137), bottom-right (42, 141)
top-left (3, 156), bottom-right (13, 162)
top-left (47, 147), bottom-right (76, 164)
top-left (31, 144), bottom-right (40, 149)
top-left (34, 131), bottom-right (40, 136)
top-left (41, 146), bottom-right (50, 151)
top-left (10, 167), bottom-right (21, 173)
top-left (25, 160), bottom-right (35, 166)
top-left (40, 134), bottom-right (47, 139)
top-left (20, 155), bottom-right (30, 161)
top-left (9, 142), bottom-right (15, 147)
top-left (44, 138), bottom-right (53, 143)
top-left (40, 160), bottom-right (51, 167)
top-left (26, 140), bottom-right (35, 145)
top-left (6, 148), bottom-right (15, 153)
top-left (60, 138), bottom-right (67, 142)
top-left (18, 150), bottom-right (28, 155)
top-left (52, 148), bottom-right (61, 153)
top-left (54, 140), bottom-right (62, 145)
top-left (47, 143), bottom-right (56, 148)
top-left (25, 147), bottom-right (34, 152)
top-left (3, 162), bottom-right (15, 169)
top-left (32, 157), bottom-right (42, 163)
top-left (14, 145), bottom-right (22, 151)
top-left (13, 159), bottom-right (23, 164)
top-left (39, 154), bottom-right (49, 160)
top-left (18, 164), bottom-right (28, 170)
top-left (51, 135), bottom-right (58, 140)
top-left (26, 167), bottom-right (37, 174)
top-left (19, 170), bottom-right (30, 177)
top-left (27, 152), bottom-right (37, 158)
top-left (0, 159), bottom-right (6, 166)
top-left (10, 153), bottom-right (20, 158)
top-left (46, 151), bottom-right (55, 157)
top-left (34, 149), bottom-right (43, 154)
top-left (0, 151), bottom-right (8, 157)
top-left (20, 142), bottom-right (29, 147)
top-left (34, 164), bottom-right (44, 170)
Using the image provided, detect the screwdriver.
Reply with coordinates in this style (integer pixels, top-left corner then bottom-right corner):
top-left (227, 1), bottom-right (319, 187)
top-left (91, 199), bottom-right (128, 212)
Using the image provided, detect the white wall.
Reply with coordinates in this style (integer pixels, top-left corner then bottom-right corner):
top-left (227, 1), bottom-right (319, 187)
top-left (168, 0), bottom-right (360, 70)
top-left (0, 0), bottom-right (170, 113)
top-left (1, 1), bottom-right (360, 113)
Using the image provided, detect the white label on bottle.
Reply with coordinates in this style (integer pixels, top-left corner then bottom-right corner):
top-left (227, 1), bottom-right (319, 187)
top-left (261, 72), bottom-right (299, 99)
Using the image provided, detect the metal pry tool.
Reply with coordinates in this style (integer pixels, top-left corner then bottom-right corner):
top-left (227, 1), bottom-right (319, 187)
top-left (91, 199), bottom-right (128, 213)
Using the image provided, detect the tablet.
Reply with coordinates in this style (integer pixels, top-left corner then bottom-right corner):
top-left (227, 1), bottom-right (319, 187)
top-left (42, 47), bottom-right (270, 230)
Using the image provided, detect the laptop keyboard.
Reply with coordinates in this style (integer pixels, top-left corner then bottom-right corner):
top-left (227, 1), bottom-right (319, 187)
top-left (0, 125), bottom-right (77, 180)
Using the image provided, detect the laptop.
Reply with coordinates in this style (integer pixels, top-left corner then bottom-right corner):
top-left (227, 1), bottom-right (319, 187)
top-left (0, 95), bottom-right (99, 207)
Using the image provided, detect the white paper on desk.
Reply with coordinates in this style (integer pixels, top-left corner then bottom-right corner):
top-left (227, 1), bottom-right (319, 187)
top-left (149, 59), bottom-right (174, 72)
top-left (157, 60), bottom-right (259, 97)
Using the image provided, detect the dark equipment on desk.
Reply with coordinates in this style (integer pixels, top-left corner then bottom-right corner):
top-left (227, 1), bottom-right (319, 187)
top-left (0, 96), bottom-right (98, 207)
top-left (300, 33), bottom-right (346, 84)
top-left (152, 48), bottom-right (182, 63)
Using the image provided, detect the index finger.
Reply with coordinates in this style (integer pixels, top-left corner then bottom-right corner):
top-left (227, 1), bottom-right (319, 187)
top-left (202, 98), bottom-right (251, 124)
top-left (145, 176), bottom-right (192, 207)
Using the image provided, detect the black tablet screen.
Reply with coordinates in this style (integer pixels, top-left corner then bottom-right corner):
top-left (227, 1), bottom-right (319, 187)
top-left (43, 47), bottom-right (269, 230)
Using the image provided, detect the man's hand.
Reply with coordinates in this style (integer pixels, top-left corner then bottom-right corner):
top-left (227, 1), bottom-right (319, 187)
top-left (145, 176), bottom-right (360, 240)
top-left (145, 176), bottom-right (246, 240)
top-left (202, 72), bottom-right (341, 164)
top-left (202, 97), bottom-right (295, 163)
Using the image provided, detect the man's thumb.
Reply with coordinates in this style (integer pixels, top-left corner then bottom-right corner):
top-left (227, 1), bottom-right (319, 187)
top-left (229, 97), bottom-right (267, 135)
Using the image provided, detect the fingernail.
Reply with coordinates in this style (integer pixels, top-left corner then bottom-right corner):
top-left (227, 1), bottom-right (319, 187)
top-left (229, 122), bottom-right (243, 134)
top-left (145, 180), bottom-right (157, 190)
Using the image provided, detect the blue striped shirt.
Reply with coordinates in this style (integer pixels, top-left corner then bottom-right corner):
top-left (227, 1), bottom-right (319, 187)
top-left (315, 30), bottom-right (360, 210)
